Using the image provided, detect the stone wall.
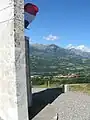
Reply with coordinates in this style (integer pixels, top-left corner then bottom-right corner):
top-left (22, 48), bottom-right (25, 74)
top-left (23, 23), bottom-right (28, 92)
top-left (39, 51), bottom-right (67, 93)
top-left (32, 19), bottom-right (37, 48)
top-left (0, 0), bottom-right (29, 120)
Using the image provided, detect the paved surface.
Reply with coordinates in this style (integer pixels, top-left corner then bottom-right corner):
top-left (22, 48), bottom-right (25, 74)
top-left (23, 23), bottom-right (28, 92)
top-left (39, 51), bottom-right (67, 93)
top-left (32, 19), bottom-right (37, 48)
top-left (33, 92), bottom-right (90, 120)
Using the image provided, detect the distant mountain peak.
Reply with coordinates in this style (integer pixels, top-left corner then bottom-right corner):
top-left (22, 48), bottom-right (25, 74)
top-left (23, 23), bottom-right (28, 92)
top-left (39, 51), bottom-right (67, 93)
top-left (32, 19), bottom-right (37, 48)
top-left (66, 44), bottom-right (90, 53)
top-left (48, 44), bottom-right (60, 48)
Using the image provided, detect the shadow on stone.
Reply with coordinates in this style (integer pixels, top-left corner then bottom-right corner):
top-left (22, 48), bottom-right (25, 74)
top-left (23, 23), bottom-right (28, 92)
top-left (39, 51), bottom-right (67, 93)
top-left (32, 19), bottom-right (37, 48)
top-left (29, 87), bottom-right (63, 119)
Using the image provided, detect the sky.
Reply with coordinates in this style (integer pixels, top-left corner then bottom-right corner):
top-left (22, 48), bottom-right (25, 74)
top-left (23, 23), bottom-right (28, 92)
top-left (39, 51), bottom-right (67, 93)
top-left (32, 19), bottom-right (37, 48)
top-left (25, 0), bottom-right (90, 48)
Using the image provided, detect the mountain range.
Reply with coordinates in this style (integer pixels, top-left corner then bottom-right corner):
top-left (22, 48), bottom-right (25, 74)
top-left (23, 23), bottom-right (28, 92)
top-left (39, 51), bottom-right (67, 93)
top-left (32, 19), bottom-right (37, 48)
top-left (30, 44), bottom-right (90, 75)
top-left (67, 44), bottom-right (90, 52)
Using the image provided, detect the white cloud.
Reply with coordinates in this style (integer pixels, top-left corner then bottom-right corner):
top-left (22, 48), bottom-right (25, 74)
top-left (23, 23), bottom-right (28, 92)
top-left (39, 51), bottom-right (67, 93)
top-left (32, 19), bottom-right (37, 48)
top-left (43, 34), bottom-right (59, 41)
top-left (66, 44), bottom-right (90, 52)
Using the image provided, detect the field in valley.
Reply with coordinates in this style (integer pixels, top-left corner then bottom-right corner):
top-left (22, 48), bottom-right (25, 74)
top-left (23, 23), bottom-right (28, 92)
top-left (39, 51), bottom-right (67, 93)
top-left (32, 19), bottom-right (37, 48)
top-left (69, 83), bottom-right (90, 95)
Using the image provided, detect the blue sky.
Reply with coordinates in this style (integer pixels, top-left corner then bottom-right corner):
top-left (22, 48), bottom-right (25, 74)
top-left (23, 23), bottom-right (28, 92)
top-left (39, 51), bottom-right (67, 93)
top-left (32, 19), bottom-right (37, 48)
top-left (25, 0), bottom-right (90, 48)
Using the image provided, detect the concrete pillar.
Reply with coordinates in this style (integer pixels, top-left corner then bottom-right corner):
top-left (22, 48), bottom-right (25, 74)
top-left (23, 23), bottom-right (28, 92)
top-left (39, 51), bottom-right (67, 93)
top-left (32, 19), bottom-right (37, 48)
top-left (64, 84), bottom-right (69, 93)
top-left (48, 81), bottom-right (50, 88)
top-left (0, 0), bottom-right (29, 120)
top-left (25, 36), bottom-right (32, 107)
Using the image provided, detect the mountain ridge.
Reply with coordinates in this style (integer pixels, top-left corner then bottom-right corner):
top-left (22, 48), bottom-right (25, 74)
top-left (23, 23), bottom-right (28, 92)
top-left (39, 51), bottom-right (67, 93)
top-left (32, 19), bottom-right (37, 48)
top-left (30, 43), bottom-right (90, 58)
top-left (30, 43), bottom-right (90, 75)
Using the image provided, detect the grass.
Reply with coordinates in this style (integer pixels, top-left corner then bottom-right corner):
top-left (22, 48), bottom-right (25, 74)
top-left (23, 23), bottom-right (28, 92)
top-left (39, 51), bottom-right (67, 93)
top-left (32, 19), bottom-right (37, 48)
top-left (33, 83), bottom-right (90, 95)
top-left (69, 83), bottom-right (90, 95)
top-left (32, 83), bottom-right (61, 88)
top-left (33, 84), bottom-right (47, 88)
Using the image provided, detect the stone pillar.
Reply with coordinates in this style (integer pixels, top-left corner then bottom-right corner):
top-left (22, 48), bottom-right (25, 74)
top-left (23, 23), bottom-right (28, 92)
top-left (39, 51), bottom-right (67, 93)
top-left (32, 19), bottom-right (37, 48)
top-left (48, 81), bottom-right (50, 88)
top-left (64, 84), bottom-right (69, 93)
top-left (0, 0), bottom-right (29, 120)
top-left (25, 36), bottom-right (32, 107)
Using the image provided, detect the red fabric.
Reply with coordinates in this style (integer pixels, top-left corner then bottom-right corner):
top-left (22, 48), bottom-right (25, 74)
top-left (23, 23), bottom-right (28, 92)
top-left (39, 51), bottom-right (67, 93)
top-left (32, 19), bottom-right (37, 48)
top-left (24, 3), bottom-right (39, 16)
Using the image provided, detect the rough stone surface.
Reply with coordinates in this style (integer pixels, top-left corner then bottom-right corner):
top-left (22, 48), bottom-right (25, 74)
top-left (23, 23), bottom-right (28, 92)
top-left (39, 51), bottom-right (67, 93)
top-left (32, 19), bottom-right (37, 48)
top-left (0, 0), bottom-right (29, 120)
top-left (0, 117), bottom-right (3, 120)
top-left (33, 92), bottom-right (90, 120)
